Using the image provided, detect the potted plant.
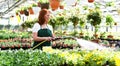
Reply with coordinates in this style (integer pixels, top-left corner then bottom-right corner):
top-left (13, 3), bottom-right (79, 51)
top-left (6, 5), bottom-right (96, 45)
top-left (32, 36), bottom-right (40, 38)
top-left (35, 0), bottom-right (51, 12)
top-left (21, 19), bottom-right (38, 29)
top-left (18, 7), bottom-right (24, 15)
top-left (79, 16), bottom-right (86, 37)
top-left (87, 10), bottom-right (102, 38)
top-left (106, 14), bottom-right (114, 39)
top-left (51, 42), bottom-right (57, 49)
top-left (106, 1), bottom-right (114, 7)
top-left (23, 7), bottom-right (29, 16)
top-left (38, 0), bottom-right (49, 9)
top-left (49, 17), bottom-right (57, 32)
top-left (15, 9), bottom-right (19, 16)
top-left (59, 1), bottom-right (65, 9)
top-left (28, 5), bottom-right (34, 14)
top-left (56, 16), bottom-right (68, 27)
top-left (69, 15), bottom-right (79, 31)
top-left (68, 15), bottom-right (79, 37)
top-left (49, 0), bottom-right (60, 11)
top-left (56, 15), bottom-right (69, 35)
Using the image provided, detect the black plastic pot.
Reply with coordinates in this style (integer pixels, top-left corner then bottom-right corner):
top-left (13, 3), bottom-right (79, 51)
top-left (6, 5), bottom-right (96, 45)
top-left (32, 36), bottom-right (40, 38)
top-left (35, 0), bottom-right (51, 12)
top-left (24, 10), bottom-right (29, 16)
top-left (1, 47), bottom-right (9, 50)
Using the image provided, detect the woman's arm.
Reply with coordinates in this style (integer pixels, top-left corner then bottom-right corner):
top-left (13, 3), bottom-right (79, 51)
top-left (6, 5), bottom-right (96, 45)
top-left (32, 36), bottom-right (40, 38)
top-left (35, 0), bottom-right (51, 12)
top-left (52, 33), bottom-right (55, 38)
top-left (32, 32), bottom-right (52, 41)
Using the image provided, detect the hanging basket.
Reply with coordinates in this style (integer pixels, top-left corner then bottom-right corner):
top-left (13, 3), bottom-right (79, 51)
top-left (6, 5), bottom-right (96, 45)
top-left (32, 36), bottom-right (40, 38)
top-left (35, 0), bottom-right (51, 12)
top-left (41, 3), bottom-right (49, 9)
top-left (28, 8), bottom-right (34, 14)
top-left (16, 12), bottom-right (19, 16)
top-left (24, 10), bottom-right (29, 16)
top-left (19, 10), bottom-right (24, 14)
top-left (49, 0), bottom-right (60, 11)
top-left (88, 0), bottom-right (94, 3)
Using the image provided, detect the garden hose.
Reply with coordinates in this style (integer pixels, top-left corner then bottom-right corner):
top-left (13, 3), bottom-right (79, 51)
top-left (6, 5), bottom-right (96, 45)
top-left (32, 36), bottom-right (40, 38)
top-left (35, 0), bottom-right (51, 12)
top-left (32, 38), bottom-right (61, 50)
top-left (32, 37), bottom-right (75, 50)
top-left (32, 40), bottom-right (47, 50)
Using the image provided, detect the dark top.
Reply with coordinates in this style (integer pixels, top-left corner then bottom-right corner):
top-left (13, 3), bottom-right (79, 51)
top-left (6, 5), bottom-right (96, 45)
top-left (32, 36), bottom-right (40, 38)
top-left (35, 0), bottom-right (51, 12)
top-left (33, 26), bottom-right (52, 50)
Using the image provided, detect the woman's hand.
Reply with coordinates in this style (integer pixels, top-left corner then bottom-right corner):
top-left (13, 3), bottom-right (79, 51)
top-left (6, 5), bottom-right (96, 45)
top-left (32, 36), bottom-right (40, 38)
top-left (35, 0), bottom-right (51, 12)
top-left (46, 37), bottom-right (53, 41)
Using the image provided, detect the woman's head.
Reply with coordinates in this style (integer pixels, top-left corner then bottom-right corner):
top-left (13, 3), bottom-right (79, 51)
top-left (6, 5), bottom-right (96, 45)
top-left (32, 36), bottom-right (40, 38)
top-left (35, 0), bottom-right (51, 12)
top-left (38, 9), bottom-right (50, 25)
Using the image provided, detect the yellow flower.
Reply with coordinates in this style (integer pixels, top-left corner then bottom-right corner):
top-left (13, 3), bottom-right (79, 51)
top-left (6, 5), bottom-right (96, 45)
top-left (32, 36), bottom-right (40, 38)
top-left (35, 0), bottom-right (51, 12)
top-left (114, 54), bottom-right (120, 66)
top-left (97, 61), bottom-right (102, 65)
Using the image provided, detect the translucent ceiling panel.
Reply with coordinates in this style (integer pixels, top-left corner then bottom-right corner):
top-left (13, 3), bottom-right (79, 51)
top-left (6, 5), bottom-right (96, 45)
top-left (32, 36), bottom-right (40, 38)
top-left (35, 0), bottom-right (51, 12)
top-left (0, 0), bottom-right (19, 12)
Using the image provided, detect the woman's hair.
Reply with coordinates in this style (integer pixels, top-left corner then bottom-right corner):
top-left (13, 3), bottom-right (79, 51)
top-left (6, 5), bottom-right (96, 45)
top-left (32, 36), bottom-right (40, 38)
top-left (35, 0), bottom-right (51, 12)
top-left (38, 9), bottom-right (48, 25)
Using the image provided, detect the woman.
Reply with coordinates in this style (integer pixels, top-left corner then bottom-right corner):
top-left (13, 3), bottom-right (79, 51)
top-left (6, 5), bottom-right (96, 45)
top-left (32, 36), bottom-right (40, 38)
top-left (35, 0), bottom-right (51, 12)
top-left (32, 9), bottom-right (55, 50)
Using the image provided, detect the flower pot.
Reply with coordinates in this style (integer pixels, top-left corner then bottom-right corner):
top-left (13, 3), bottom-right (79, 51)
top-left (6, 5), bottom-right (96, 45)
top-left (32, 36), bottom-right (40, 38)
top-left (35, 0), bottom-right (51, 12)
top-left (52, 43), bottom-right (56, 49)
top-left (79, 32), bottom-right (84, 38)
top-left (1, 45), bottom-right (9, 50)
top-left (19, 10), bottom-right (24, 14)
top-left (114, 22), bottom-right (117, 25)
top-left (16, 12), bottom-right (19, 16)
top-left (59, 5), bottom-right (64, 9)
top-left (88, 0), bottom-right (94, 3)
top-left (28, 8), bottom-right (34, 14)
top-left (80, 32), bottom-right (84, 35)
top-left (93, 34), bottom-right (99, 38)
top-left (91, 39), bottom-right (100, 43)
top-left (26, 44), bottom-right (31, 48)
top-left (1, 47), bottom-right (9, 50)
top-left (14, 44), bottom-right (21, 50)
top-left (22, 47), bottom-right (28, 50)
top-left (24, 10), bottom-right (29, 16)
top-left (49, 0), bottom-right (60, 10)
top-left (107, 35), bottom-right (113, 39)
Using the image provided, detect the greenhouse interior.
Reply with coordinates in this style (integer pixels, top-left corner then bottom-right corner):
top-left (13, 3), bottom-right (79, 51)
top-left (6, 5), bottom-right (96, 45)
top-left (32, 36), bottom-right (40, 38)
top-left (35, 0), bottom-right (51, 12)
top-left (0, 0), bottom-right (120, 66)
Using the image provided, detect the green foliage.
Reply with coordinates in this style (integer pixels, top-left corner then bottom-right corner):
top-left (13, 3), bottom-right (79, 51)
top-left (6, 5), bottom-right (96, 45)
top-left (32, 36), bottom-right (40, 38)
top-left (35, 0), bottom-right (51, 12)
top-left (0, 49), bottom-right (120, 66)
top-left (69, 16), bottom-right (79, 23)
top-left (87, 11), bottom-right (101, 35)
top-left (70, 30), bottom-right (78, 36)
top-left (79, 18), bottom-right (85, 28)
top-left (106, 14), bottom-right (114, 28)
top-left (0, 30), bottom-right (31, 39)
top-left (69, 16), bottom-right (79, 28)
top-left (21, 19), bottom-right (38, 29)
top-left (0, 50), bottom-right (65, 66)
top-left (94, 2), bottom-right (101, 9)
top-left (38, 0), bottom-right (49, 3)
top-left (64, 39), bottom-right (78, 45)
top-left (87, 11), bottom-right (101, 27)
top-left (83, 6), bottom-right (88, 10)
top-left (83, 35), bottom-right (91, 40)
top-left (106, 1), bottom-right (114, 7)
top-left (56, 16), bottom-right (68, 26)
top-left (32, 3), bottom-right (37, 7)
top-left (49, 18), bottom-right (57, 30)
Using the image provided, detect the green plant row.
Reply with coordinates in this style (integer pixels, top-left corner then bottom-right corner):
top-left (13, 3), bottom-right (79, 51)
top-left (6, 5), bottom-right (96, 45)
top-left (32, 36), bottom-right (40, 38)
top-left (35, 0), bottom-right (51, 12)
top-left (0, 49), bottom-right (65, 66)
top-left (52, 39), bottom-right (81, 49)
top-left (0, 49), bottom-right (120, 66)
top-left (0, 30), bottom-right (31, 39)
top-left (45, 49), bottom-right (120, 66)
